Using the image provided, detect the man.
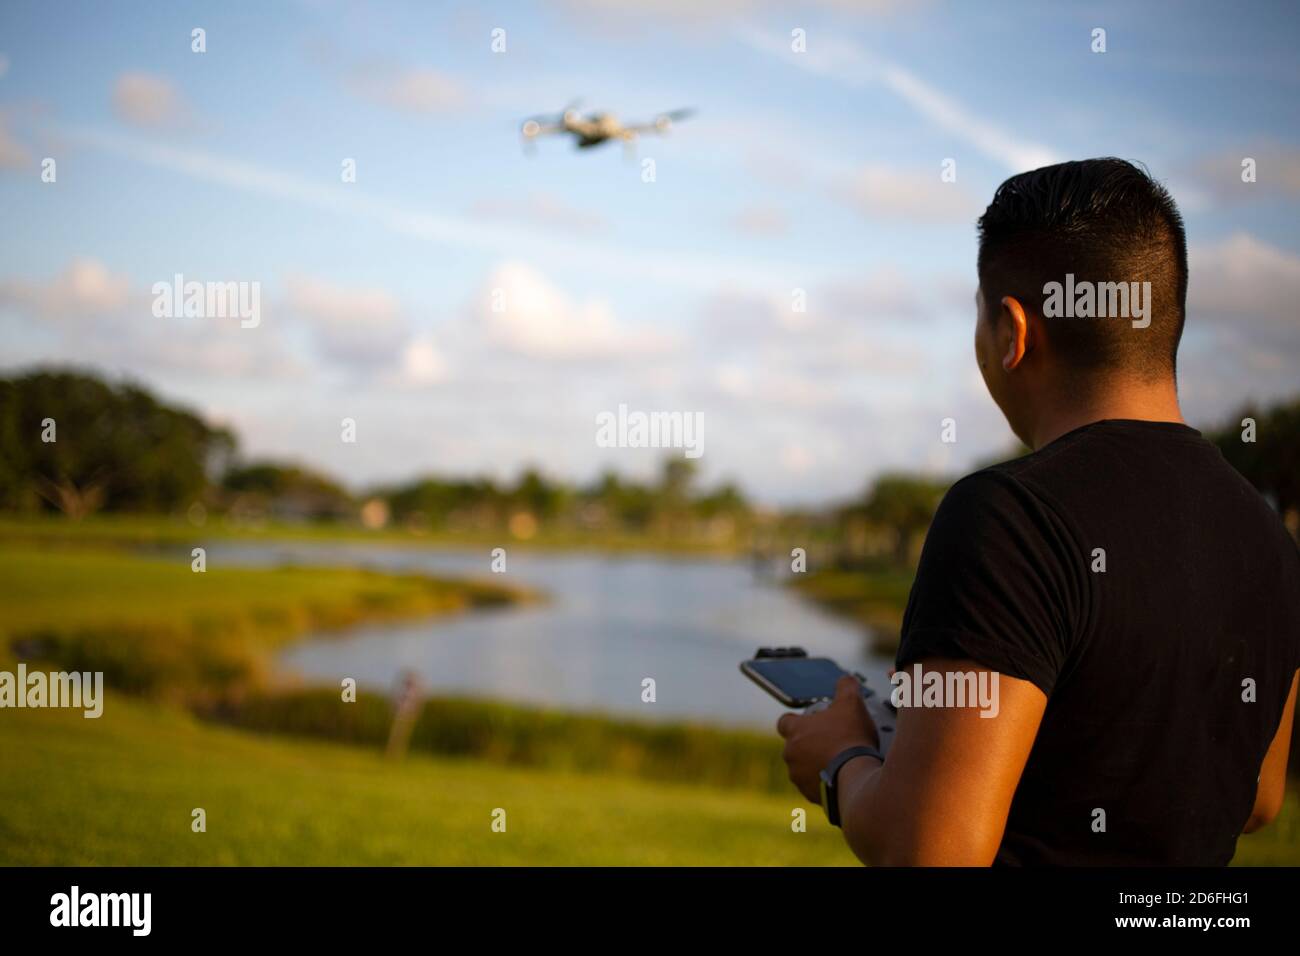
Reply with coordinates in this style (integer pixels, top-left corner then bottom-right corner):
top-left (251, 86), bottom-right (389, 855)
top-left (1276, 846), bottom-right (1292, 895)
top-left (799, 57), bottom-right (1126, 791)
top-left (779, 158), bottom-right (1300, 865)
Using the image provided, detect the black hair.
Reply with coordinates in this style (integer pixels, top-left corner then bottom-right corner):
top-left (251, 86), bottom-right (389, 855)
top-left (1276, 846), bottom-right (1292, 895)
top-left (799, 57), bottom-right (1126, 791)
top-left (977, 158), bottom-right (1188, 379)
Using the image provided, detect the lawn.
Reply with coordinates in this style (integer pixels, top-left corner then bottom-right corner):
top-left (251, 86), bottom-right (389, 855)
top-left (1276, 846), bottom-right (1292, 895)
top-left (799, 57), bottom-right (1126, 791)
top-left (0, 539), bottom-right (853, 864)
top-left (0, 544), bottom-right (528, 693)
top-left (0, 544), bottom-right (525, 635)
top-left (0, 691), bottom-right (856, 866)
top-left (3, 692), bottom-right (1293, 865)
top-left (2, 536), bottom-right (1296, 866)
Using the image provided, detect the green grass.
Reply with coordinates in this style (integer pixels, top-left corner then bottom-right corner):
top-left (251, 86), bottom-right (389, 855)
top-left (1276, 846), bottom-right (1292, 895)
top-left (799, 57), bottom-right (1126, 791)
top-left (0, 545), bottom-right (523, 636)
top-left (0, 539), bottom-right (854, 864)
top-left (1235, 788), bottom-right (1300, 865)
top-left (209, 688), bottom-right (797, 793)
top-left (0, 542), bottom-right (794, 794)
top-left (0, 544), bottom-right (530, 694)
top-left (2, 536), bottom-right (1296, 866)
top-left (2, 692), bottom-right (1294, 865)
top-left (0, 691), bottom-right (856, 866)
top-left (0, 512), bottom-right (748, 556)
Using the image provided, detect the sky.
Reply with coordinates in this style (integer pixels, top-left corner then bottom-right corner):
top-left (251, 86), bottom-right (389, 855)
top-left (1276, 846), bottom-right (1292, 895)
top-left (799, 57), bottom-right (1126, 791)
top-left (0, 0), bottom-right (1297, 505)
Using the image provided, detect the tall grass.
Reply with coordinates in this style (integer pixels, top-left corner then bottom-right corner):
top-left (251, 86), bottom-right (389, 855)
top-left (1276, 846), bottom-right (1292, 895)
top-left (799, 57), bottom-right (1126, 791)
top-left (207, 688), bottom-right (791, 793)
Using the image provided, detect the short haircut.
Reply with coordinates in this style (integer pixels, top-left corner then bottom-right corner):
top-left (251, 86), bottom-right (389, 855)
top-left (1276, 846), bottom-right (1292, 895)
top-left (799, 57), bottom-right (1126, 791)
top-left (977, 158), bottom-right (1188, 379)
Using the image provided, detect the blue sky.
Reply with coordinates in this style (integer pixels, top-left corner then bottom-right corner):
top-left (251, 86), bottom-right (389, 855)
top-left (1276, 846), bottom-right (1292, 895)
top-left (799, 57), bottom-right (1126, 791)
top-left (1, 0), bottom-right (1297, 503)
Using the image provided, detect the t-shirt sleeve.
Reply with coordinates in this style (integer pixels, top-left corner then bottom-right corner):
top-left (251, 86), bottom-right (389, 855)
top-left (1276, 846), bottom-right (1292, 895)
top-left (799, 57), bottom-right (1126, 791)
top-left (894, 470), bottom-right (1085, 697)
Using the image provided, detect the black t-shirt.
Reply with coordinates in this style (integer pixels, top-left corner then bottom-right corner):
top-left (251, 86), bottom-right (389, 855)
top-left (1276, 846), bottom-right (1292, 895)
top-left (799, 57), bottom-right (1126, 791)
top-left (895, 419), bottom-right (1300, 866)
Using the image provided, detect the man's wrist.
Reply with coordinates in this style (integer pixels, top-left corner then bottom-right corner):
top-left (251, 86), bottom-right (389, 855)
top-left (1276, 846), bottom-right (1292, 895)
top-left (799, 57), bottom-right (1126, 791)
top-left (820, 745), bottom-right (885, 826)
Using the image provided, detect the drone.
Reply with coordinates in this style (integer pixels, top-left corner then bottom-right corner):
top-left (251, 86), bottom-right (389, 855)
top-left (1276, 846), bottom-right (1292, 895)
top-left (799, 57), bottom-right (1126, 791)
top-left (520, 100), bottom-right (695, 155)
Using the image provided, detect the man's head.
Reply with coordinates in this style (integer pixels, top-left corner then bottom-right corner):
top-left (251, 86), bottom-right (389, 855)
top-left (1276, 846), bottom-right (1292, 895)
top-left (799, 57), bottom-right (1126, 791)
top-left (974, 158), bottom-right (1188, 443)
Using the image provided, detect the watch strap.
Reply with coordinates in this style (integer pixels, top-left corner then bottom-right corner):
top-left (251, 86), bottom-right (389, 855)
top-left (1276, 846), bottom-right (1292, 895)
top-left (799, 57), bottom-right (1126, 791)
top-left (820, 745), bottom-right (885, 827)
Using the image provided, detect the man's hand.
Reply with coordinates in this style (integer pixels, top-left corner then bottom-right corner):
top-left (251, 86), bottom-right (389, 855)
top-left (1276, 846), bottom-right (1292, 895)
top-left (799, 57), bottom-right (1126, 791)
top-left (776, 675), bottom-right (879, 803)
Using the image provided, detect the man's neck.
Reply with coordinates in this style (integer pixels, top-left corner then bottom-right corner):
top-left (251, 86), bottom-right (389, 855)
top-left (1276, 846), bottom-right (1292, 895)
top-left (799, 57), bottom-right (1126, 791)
top-left (1027, 377), bottom-right (1185, 450)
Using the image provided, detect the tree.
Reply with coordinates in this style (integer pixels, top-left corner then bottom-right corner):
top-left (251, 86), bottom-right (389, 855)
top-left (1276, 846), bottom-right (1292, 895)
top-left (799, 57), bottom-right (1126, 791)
top-left (377, 476), bottom-right (502, 528)
top-left (657, 457), bottom-right (700, 506)
top-left (695, 482), bottom-right (749, 519)
top-left (222, 461), bottom-right (354, 520)
top-left (0, 369), bottom-right (235, 516)
top-left (511, 467), bottom-right (565, 522)
top-left (583, 470), bottom-right (654, 530)
top-left (1206, 398), bottom-right (1300, 537)
top-left (861, 473), bottom-right (951, 567)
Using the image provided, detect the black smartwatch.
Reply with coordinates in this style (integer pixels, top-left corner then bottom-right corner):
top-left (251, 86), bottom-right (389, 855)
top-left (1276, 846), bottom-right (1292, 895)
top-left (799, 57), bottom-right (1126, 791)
top-left (819, 745), bottom-right (885, 827)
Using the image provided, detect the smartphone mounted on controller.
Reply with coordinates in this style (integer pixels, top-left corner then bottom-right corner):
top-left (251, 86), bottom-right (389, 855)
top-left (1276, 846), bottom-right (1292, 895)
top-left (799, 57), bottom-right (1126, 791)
top-left (740, 647), bottom-right (896, 754)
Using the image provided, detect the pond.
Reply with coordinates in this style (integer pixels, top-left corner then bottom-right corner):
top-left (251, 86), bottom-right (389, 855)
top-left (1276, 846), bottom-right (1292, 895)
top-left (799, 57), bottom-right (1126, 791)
top-left (208, 542), bottom-right (893, 730)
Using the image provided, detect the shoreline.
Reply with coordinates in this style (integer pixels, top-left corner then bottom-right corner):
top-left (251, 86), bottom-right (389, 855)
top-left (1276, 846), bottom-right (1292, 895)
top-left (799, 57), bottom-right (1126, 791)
top-left (0, 514), bottom-right (757, 559)
top-left (787, 565), bottom-right (915, 657)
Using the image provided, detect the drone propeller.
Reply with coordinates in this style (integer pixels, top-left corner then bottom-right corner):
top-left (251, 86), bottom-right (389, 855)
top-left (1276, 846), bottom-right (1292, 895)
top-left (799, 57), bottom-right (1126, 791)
top-left (522, 98), bottom-right (583, 127)
top-left (653, 108), bottom-right (695, 133)
top-left (521, 99), bottom-right (584, 153)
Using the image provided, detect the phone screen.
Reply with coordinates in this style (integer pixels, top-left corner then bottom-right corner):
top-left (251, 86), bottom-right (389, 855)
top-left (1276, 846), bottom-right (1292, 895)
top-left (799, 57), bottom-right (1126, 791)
top-left (744, 657), bottom-right (850, 705)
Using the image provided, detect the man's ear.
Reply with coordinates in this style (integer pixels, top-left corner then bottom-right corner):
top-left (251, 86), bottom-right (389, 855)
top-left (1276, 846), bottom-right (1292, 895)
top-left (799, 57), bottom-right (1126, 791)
top-left (999, 296), bottom-right (1029, 371)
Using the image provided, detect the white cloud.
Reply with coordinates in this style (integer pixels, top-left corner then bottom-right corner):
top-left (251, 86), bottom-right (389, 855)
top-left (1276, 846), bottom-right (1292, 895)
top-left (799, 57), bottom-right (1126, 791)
top-left (478, 261), bottom-right (677, 360)
top-left (714, 363), bottom-right (752, 398)
top-left (821, 266), bottom-right (961, 329)
top-left (0, 113), bottom-right (28, 168)
top-left (471, 192), bottom-right (608, 236)
top-left (779, 442), bottom-right (815, 475)
top-left (1184, 144), bottom-right (1300, 205)
top-left (0, 258), bottom-right (131, 317)
top-left (349, 67), bottom-right (465, 113)
top-left (395, 335), bottom-right (448, 386)
top-left (728, 205), bottom-right (789, 237)
top-left (845, 165), bottom-right (980, 223)
top-left (1189, 232), bottom-right (1300, 330)
top-left (283, 275), bottom-right (411, 368)
top-left (0, 258), bottom-right (299, 380)
top-left (1177, 233), bottom-right (1300, 419)
top-left (112, 72), bottom-right (186, 127)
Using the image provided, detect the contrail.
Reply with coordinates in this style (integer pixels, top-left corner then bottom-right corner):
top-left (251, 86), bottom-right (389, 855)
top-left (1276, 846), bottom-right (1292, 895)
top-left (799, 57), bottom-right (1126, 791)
top-left (53, 123), bottom-right (828, 295)
top-left (738, 27), bottom-right (1059, 173)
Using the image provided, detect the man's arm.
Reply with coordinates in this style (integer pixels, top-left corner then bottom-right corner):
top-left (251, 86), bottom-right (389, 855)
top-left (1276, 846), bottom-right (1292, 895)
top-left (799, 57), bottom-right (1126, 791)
top-left (1243, 669), bottom-right (1298, 834)
top-left (777, 658), bottom-right (1046, 865)
top-left (775, 473), bottom-right (1071, 863)
top-left (836, 661), bottom-right (1044, 865)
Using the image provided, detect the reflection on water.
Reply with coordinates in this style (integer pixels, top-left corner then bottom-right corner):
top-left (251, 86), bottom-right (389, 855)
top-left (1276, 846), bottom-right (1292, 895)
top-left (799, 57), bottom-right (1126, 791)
top-left (209, 542), bottom-right (893, 730)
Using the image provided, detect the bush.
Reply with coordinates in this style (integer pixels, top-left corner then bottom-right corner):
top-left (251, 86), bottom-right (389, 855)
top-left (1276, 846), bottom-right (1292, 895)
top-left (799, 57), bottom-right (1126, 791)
top-left (208, 688), bottom-right (791, 793)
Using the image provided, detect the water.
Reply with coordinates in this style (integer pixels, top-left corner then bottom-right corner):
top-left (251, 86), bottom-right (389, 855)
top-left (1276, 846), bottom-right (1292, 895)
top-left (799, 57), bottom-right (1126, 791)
top-left (208, 542), bottom-right (892, 730)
